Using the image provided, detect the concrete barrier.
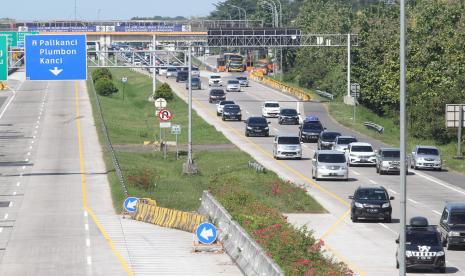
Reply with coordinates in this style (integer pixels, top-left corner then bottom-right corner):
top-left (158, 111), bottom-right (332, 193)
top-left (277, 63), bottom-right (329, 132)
top-left (199, 191), bottom-right (284, 276)
top-left (249, 72), bottom-right (311, 102)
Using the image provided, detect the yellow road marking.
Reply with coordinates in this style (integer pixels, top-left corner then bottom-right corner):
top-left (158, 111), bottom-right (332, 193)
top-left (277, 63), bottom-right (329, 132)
top-left (75, 81), bottom-right (134, 276)
top-left (320, 209), bottom-right (350, 240)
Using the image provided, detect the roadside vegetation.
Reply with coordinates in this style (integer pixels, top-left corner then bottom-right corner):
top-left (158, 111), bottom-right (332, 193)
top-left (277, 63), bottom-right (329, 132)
top-left (87, 68), bottom-right (352, 275)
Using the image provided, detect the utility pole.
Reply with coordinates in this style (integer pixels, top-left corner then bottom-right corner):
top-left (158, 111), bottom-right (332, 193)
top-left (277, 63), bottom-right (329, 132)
top-left (152, 35), bottom-right (157, 99)
top-left (347, 33), bottom-right (351, 98)
top-left (184, 45), bottom-right (197, 174)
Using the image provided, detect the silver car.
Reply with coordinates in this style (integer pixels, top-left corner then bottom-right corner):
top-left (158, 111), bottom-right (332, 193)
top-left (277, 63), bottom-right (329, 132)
top-left (311, 150), bottom-right (349, 181)
top-left (273, 135), bottom-right (302, 160)
top-left (333, 135), bottom-right (357, 152)
top-left (236, 76), bottom-right (249, 87)
top-left (410, 145), bottom-right (442, 171)
top-left (226, 79), bottom-right (241, 92)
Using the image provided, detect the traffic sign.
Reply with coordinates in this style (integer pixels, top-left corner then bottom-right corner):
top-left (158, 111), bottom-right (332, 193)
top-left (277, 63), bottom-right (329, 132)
top-left (160, 122), bottom-right (172, 128)
top-left (171, 124), bottom-right (181, 135)
top-left (0, 31), bottom-right (38, 48)
top-left (25, 34), bottom-right (87, 80)
top-left (158, 108), bottom-right (173, 121)
top-left (196, 222), bottom-right (218, 245)
top-left (122, 77), bottom-right (128, 83)
top-left (0, 36), bottom-right (7, 81)
top-left (350, 83), bottom-right (360, 93)
top-left (154, 97), bottom-right (167, 108)
top-left (123, 197), bottom-right (138, 213)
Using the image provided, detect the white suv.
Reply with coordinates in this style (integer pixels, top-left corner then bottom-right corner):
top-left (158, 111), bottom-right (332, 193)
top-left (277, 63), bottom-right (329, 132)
top-left (348, 142), bottom-right (376, 166)
top-left (273, 135), bottom-right (302, 160)
top-left (261, 101), bottom-right (280, 118)
top-left (208, 75), bottom-right (223, 86)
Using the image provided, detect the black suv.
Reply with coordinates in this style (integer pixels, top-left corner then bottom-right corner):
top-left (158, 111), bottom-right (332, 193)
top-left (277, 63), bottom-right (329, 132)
top-left (244, 117), bottom-right (270, 137)
top-left (438, 202), bottom-right (465, 250)
top-left (278, 108), bottom-right (299, 125)
top-left (222, 104), bottom-right (242, 121)
top-left (176, 71), bottom-right (188, 82)
top-left (396, 217), bottom-right (446, 273)
top-left (299, 122), bottom-right (325, 142)
top-left (349, 186), bottom-right (393, 223)
top-left (209, 89), bottom-right (226, 103)
top-left (317, 131), bottom-right (341, 150)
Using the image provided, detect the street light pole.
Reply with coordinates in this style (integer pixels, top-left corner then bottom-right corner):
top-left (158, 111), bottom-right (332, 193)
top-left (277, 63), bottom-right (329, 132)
top-left (184, 45), bottom-right (197, 174)
top-left (152, 35), bottom-right (157, 99)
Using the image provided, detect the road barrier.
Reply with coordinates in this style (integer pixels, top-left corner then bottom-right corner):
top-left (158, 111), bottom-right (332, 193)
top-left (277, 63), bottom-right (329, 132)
top-left (248, 161), bottom-right (266, 173)
top-left (192, 55), bottom-right (217, 72)
top-left (199, 191), bottom-right (284, 276)
top-left (364, 121), bottom-right (384, 134)
top-left (0, 82), bottom-right (6, 90)
top-left (249, 72), bottom-right (311, 102)
top-left (132, 198), bottom-right (206, 233)
top-left (315, 89), bottom-right (334, 100)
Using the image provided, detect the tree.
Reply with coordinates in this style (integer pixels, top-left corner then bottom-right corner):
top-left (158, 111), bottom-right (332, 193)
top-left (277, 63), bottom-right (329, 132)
top-left (95, 78), bottom-right (118, 96)
top-left (92, 68), bottom-right (112, 83)
top-left (155, 83), bottom-right (174, 101)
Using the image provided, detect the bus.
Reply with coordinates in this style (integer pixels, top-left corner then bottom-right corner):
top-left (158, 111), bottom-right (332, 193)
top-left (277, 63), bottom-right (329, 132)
top-left (217, 53), bottom-right (244, 72)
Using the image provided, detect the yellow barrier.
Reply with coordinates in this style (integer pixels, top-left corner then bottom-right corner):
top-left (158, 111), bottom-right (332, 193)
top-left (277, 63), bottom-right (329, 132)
top-left (0, 82), bottom-right (6, 90)
top-left (249, 72), bottom-right (311, 101)
top-left (132, 198), bottom-right (207, 233)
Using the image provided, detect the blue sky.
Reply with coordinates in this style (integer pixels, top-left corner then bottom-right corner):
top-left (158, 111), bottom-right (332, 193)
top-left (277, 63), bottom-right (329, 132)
top-left (2, 0), bottom-right (220, 21)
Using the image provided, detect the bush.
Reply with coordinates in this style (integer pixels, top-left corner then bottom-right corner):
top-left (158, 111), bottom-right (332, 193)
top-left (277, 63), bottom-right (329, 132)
top-left (95, 78), bottom-right (118, 96)
top-left (92, 68), bottom-right (113, 83)
top-left (155, 83), bottom-right (174, 101)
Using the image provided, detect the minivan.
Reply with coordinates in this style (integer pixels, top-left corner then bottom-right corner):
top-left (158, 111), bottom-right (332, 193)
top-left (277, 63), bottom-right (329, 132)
top-left (273, 135), bottom-right (302, 160)
top-left (311, 150), bottom-right (349, 181)
top-left (438, 202), bottom-right (465, 250)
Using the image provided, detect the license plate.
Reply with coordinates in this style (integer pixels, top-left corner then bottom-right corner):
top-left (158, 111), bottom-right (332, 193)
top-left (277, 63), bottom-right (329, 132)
top-left (361, 158), bottom-right (368, 162)
top-left (329, 173), bottom-right (337, 176)
top-left (254, 130), bottom-right (261, 132)
top-left (367, 209), bottom-right (378, 213)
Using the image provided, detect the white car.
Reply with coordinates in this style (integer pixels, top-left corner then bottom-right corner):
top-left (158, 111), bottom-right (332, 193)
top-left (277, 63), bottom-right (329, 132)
top-left (236, 76), bottom-right (249, 87)
top-left (261, 101), bottom-right (280, 118)
top-left (158, 67), bottom-right (168, 75)
top-left (332, 135), bottom-right (357, 152)
top-left (216, 100), bottom-right (235, 116)
top-left (191, 67), bottom-right (200, 77)
top-left (166, 67), bottom-right (178, 78)
top-left (311, 150), bottom-right (349, 181)
top-left (273, 135), bottom-right (302, 160)
top-left (209, 75), bottom-right (223, 86)
top-left (226, 80), bottom-right (241, 92)
top-left (348, 142), bottom-right (376, 166)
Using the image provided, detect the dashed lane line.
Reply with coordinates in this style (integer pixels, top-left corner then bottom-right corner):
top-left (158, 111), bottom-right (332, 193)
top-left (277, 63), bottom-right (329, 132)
top-left (432, 210), bottom-right (442, 216)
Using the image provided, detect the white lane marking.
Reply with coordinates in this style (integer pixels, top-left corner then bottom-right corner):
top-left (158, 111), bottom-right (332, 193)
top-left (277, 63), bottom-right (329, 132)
top-left (36, 120), bottom-right (39, 124)
top-left (273, 128), bottom-right (279, 132)
top-left (389, 189), bottom-right (398, 195)
top-left (24, 159), bottom-right (28, 162)
top-left (31, 140), bottom-right (34, 144)
top-left (29, 146), bottom-right (33, 150)
top-left (352, 171), bottom-right (360, 176)
top-left (13, 191), bottom-right (17, 196)
top-left (16, 182), bottom-right (20, 186)
top-left (8, 202), bottom-right (13, 207)
top-left (245, 110), bottom-right (250, 114)
top-left (414, 170), bottom-right (465, 196)
top-left (4, 214), bottom-right (8, 220)
top-left (408, 198), bottom-right (419, 204)
top-left (87, 256), bottom-right (92, 265)
top-left (85, 224), bottom-right (89, 231)
top-left (22, 166), bottom-right (26, 170)
top-left (0, 227), bottom-right (3, 233)
top-left (19, 173), bottom-right (23, 177)
top-left (0, 84), bottom-right (20, 119)
top-left (86, 238), bottom-right (91, 247)
top-left (369, 179), bottom-right (378, 185)
top-left (84, 211), bottom-right (88, 217)
top-left (303, 144), bottom-right (309, 149)
top-left (433, 210), bottom-right (442, 216)
top-left (35, 125), bottom-right (39, 129)
top-left (27, 152), bottom-right (31, 156)
top-left (379, 223), bottom-right (397, 235)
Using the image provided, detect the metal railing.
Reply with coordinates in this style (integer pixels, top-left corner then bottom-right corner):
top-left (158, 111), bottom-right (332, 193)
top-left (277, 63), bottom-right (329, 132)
top-left (248, 161), bottom-right (266, 173)
top-left (364, 121), bottom-right (384, 133)
top-left (315, 89), bottom-right (334, 100)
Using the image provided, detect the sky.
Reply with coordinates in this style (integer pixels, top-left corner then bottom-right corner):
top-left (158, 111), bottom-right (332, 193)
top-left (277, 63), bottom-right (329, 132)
top-left (1, 0), bottom-right (220, 21)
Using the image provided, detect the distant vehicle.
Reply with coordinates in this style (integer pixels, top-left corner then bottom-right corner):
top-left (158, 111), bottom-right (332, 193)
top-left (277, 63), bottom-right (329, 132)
top-left (311, 150), bottom-right (349, 181)
top-left (347, 142), bottom-right (376, 166)
top-left (303, 116), bottom-right (320, 123)
top-left (410, 145), bottom-right (442, 171)
top-left (209, 89), bottom-right (226, 103)
top-left (176, 71), bottom-right (188, 82)
top-left (332, 135), bottom-right (357, 152)
top-left (300, 122), bottom-right (325, 142)
top-left (216, 100), bottom-right (235, 116)
top-left (236, 76), bottom-right (249, 87)
top-left (255, 59), bottom-right (273, 75)
top-left (244, 117), bottom-right (270, 137)
top-left (261, 101), bottom-right (280, 118)
top-left (225, 53), bottom-right (244, 72)
top-left (317, 131), bottom-right (341, 150)
top-left (191, 67), bottom-right (200, 77)
top-left (208, 75), bottom-right (223, 86)
top-left (396, 217), bottom-right (446, 273)
top-left (158, 67), bottom-right (168, 75)
top-left (226, 79), bottom-right (241, 92)
top-left (278, 108), bottom-right (299, 125)
top-left (349, 186), bottom-right (393, 223)
top-left (186, 77), bottom-right (202, 90)
top-left (166, 67), bottom-right (178, 78)
top-left (438, 202), bottom-right (465, 250)
top-left (273, 135), bottom-right (302, 160)
top-left (376, 148), bottom-right (406, 175)
top-left (222, 104), bottom-right (242, 121)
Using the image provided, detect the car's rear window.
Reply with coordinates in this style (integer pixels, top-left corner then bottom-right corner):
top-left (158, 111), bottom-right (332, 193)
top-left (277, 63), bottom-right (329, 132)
top-left (317, 153), bottom-right (346, 163)
top-left (417, 148), bottom-right (439, 155)
top-left (228, 80), bottom-right (239, 84)
top-left (281, 109), bottom-right (298, 115)
top-left (337, 138), bottom-right (357, 145)
top-left (382, 150), bottom-right (400, 158)
top-left (321, 132), bottom-right (340, 141)
top-left (278, 137), bottom-right (300, 144)
top-left (167, 68), bottom-right (177, 72)
top-left (211, 90), bottom-right (225, 95)
top-left (265, 103), bottom-right (279, 107)
top-left (351, 146), bottom-right (373, 152)
top-left (450, 212), bottom-right (465, 225)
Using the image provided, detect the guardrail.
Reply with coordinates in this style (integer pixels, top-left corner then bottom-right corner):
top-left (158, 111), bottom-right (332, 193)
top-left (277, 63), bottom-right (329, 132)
top-left (248, 161), bottom-right (266, 173)
top-left (315, 89), bottom-right (334, 100)
top-left (249, 72), bottom-right (311, 102)
top-left (364, 121), bottom-right (384, 134)
top-left (199, 191), bottom-right (284, 276)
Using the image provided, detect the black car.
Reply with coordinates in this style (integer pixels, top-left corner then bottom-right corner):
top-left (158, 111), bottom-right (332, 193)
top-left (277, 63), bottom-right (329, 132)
top-left (318, 131), bottom-right (341, 150)
top-left (349, 186), bottom-right (393, 222)
top-left (176, 71), bottom-right (188, 82)
top-left (438, 202), bottom-right (465, 250)
top-left (396, 217), bottom-right (446, 273)
top-left (299, 122), bottom-right (325, 142)
top-left (222, 104), bottom-right (242, 121)
top-left (278, 108), bottom-right (299, 125)
top-left (209, 89), bottom-right (226, 103)
top-left (186, 77), bottom-right (202, 90)
top-left (244, 117), bottom-right (270, 137)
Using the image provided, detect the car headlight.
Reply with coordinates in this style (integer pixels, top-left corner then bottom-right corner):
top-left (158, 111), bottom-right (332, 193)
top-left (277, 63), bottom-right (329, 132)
top-left (246, 126), bottom-right (253, 130)
top-left (237, 112), bottom-right (241, 115)
top-left (382, 203), bottom-right (390, 208)
top-left (223, 112), bottom-right (229, 115)
top-left (317, 165), bottom-right (327, 170)
top-left (450, 231), bottom-right (460, 237)
top-left (436, 251), bottom-right (445, 257)
top-left (354, 202), bottom-right (363, 208)
top-left (350, 153), bottom-right (356, 157)
top-left (264, 127), bottom-right (269, 130)
top-left (405, 251), bottom-right (413, 257)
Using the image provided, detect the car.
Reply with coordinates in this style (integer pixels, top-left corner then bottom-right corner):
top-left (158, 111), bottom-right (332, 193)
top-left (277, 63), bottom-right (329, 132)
top-left (349, 186), bottom-right (393, 222)
top-left (244, 117), bottom-right (270, 137)
top-left (261, 101), bottom-right (280, 118)
top-left (176, 71), bottom-right (188, 82)
top-left (222, 104), bottom-right (242, 121)
top-left (216, 100), bottom-right (235, 116)
top-left (273, 135), bottom-right (302, 160)
top-left (209, 75), bottom-right (223, 86)
top-left (438, 202), bottom-right (465, 250)
top-left (209, 89), bottom-right (226, 103)
top-left (191, 67), bottom-right (200, 77)
top-left (396, 217), bottom-right (446, 273)
top-left (347, 142), bottom-right (376, 166)
top-left (278, 108), bottom-right (299, 125)
top-left (158, 66), bottom-right (168, 75)
top-left (317, 131), bottom-right (341, 150)
top-left (311, 150), bottom-right (349, 181)
top-left (410, 145), bottom-right (442, 171)
top-left (303, 116), bottom-right (320, 123)
top-left (186, 77), bottom-right (202, 90)
top-left (226, 79), bottom-right (241, 92)
top-left (332, 135), bottom-right (357, 152)
top-left (166, 67), bottom-right (178, 78)
top-left (375, 148), bottom-right (407, 175)
top-left (236, 76), bottom-right (249, 87)
top-left (300, 122), bottom-right (325, 142)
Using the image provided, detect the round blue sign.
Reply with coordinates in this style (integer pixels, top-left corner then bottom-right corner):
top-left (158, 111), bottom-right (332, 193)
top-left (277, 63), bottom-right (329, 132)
top-left (123, 197), bottom-right (138, 213)
top-left (196, 222), bottom-right (218, 245)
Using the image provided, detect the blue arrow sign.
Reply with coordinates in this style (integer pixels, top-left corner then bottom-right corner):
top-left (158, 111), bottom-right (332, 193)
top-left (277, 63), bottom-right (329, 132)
top-left (123, 197), bottom-right (139, 213)
top-left (196, 222), bottom-right (218, 245)
top-left (25, 34), bottom-right (87, 80)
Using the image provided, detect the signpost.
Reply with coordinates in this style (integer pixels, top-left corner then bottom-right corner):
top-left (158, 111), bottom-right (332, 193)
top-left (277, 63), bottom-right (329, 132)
top-left (25, 34), bottom-right (87, 80)
top-left (121, 76), bottom-right (128, 101)
top-left (195, 222), bottom-right (218, 245)
top-left (446, 104), bottom-right (465, 159)
top-left (123, 197), bottom-right (139, 213)
top-left (0, 35), bottom-right (7, 81)
top-left (350, 83), bottom-right (360, 122)
top-left (158, 108), bottom-right (173, 121)
top-left (171, 124), bottom-right (181, 159)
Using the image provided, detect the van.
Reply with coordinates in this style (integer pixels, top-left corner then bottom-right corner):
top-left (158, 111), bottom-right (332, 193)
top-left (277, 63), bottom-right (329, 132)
top-left (438, 202), bottom-right (465, 249)
top-left (273, 135), bottom-right (302, 160)
top-left (311, 150), bottom-right (349, 181)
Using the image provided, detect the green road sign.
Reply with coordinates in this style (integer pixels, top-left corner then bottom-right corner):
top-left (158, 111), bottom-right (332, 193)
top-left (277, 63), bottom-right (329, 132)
top-left (0, 31), bottom-right (38, 48)
top-left (0, 35), bottom-right (8, 81)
